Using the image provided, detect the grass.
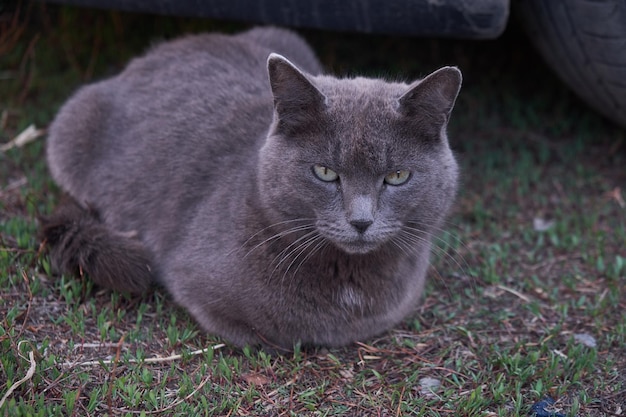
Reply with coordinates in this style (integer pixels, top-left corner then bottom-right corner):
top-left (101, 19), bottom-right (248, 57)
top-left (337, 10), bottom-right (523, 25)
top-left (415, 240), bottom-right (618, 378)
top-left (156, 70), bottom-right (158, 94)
top-left (1, 2), bottom-right (625, 416)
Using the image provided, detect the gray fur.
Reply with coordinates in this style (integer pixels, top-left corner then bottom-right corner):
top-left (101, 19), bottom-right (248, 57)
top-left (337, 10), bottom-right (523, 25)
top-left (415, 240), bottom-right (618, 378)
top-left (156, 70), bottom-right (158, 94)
top-left (45, 27), bottom-right (461, 348)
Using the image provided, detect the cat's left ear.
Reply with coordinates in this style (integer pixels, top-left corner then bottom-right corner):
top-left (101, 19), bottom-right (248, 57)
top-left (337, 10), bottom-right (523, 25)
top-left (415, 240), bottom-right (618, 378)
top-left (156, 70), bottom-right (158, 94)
top-left (267, 53), bottom-right (326, 132)
top-left (398, 66), bottom-right (462, 124)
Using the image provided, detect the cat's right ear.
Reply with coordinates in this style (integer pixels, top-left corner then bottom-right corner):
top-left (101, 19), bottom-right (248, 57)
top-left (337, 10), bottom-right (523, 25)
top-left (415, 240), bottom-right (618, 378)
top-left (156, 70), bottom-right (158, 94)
top-left (267, 53), bottom-right (326, 132)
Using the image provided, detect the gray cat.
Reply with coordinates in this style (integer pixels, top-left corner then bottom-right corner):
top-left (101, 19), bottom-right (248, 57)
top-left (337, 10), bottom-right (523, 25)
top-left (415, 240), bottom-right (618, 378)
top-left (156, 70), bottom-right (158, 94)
top-left (42, 27), bottom-right (461, 349)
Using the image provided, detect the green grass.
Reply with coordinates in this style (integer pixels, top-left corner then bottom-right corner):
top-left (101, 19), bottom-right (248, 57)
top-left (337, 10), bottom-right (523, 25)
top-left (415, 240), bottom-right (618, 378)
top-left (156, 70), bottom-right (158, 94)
top-left (1, 3), bottom-right (625, 416)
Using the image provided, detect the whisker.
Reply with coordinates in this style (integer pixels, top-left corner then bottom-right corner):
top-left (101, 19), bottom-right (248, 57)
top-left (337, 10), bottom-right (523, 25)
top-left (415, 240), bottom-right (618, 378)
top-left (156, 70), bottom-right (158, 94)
top-left (389, 236), bottom-right (414, 258)
top-left (398, 227), bottom-right (471, 283)
top-left (405, 220), bottom-right (473, 255)
top-left (268, 230), bottom-right (320, 275)
top-left (288, 236), bottom-right (328, 280)
top-left (226, 218), bottom-right (316, 257)
top-left (394, 232), bottom-right (453, 269)
top-left (266, 233), bottom-right (323, 289)
top-left (278, 235), bottom-right (326, 289)
top-left (404, 222), bottom-right (473, 262)
top-left (238, 221), bottom-right (317, 259)
top-left (395, 229), bottom-right (473, 300)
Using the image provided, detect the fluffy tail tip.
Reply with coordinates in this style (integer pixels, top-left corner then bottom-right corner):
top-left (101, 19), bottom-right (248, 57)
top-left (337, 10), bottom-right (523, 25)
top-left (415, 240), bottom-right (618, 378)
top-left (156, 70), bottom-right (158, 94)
top-left (39, 197), bottom-right (153, 294)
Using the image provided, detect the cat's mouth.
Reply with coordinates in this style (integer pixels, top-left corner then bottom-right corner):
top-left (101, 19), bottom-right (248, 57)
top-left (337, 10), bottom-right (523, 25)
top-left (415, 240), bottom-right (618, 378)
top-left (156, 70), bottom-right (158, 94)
top-left (316, 222), bottom-right (392, 255)
top-left (334, 237), bottom-right (383, 255)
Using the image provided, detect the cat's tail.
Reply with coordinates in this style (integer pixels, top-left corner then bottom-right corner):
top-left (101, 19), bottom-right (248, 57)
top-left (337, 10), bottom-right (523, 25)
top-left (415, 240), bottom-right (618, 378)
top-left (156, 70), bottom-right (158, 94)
top-left (39, 196), bottom-right (153, 294)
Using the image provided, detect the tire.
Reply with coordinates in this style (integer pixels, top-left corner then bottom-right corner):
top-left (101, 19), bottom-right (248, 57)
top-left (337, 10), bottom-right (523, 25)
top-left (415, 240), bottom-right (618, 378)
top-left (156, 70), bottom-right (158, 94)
top-left (46, 0), bottom-right (509, 38)
top-left (516, 0), bottom-right (626, 128)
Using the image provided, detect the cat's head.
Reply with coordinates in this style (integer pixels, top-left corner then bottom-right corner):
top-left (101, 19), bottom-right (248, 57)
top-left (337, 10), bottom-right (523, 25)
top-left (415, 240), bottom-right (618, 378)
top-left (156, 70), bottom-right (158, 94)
top-left (258, 54), bottom-right (461, 255)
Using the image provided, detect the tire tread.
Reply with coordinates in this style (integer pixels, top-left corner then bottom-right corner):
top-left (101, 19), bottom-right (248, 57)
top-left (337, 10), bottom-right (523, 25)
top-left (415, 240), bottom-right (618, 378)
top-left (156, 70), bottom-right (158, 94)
top-left (517, 0), bottom-right (626, 127)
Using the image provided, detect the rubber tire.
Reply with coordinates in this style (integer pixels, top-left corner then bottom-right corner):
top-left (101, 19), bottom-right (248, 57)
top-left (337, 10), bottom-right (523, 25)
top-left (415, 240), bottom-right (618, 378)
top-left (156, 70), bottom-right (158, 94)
top-left (516, 0), bottom-right (626, 128)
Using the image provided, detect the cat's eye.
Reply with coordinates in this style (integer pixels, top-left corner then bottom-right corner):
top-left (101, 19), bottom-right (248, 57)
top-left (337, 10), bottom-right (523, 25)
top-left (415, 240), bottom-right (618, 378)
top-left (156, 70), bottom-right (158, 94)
top-left (313, 164), bottom-right (339, 182)
top-left (384, 169), bottom-right (411, 186)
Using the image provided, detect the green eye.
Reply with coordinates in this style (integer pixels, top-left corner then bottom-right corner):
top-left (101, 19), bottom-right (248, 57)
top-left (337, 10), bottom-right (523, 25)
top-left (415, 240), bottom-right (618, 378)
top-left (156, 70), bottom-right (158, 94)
top-left (384, 169), bottom-right (411, 185)
top-left (313, 164), bottom-right (339, 182)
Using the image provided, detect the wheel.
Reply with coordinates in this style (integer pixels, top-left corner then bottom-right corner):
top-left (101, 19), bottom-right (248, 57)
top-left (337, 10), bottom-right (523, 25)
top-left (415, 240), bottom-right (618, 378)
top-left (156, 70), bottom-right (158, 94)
top-left (516, 0), bottom-right (626, 128)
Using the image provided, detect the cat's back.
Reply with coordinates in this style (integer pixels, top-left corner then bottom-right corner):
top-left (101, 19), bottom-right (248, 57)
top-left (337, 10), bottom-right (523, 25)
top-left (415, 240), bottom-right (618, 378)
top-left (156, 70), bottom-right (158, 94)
top-left (46, 28), bottom-right (322, 254)
top-left (49, 27), bottom-right (320, 154)
top-left (47, 27), bottom-right (321, 207)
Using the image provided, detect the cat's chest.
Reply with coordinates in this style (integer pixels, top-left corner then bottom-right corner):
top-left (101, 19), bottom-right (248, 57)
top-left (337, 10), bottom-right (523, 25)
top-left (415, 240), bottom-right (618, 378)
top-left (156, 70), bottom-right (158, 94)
top-left (337, 285), bottom-right (365, 309)
top-left (292, 254), bottom-right (414, 313)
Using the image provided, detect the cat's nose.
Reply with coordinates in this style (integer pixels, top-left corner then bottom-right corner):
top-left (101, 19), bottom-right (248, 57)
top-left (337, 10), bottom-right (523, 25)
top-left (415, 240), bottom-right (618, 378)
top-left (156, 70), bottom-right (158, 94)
top-left (350, 220), bottom-right (373, 234)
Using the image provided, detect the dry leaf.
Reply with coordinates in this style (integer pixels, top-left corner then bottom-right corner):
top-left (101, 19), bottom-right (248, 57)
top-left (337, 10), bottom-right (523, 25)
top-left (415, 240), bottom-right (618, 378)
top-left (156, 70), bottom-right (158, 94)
top-left (574, 333), bottom-right (597, 348)
top-left (0, 124), bottom-right (45, 152)
top-left (605, 187), bottom-right (625, 208)
top-left (418, 377), bottom-right (441, 399)
top-left (533, 217), bottom-right (555, 232)
top-left (242, 372), bottom-right (270, 386)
